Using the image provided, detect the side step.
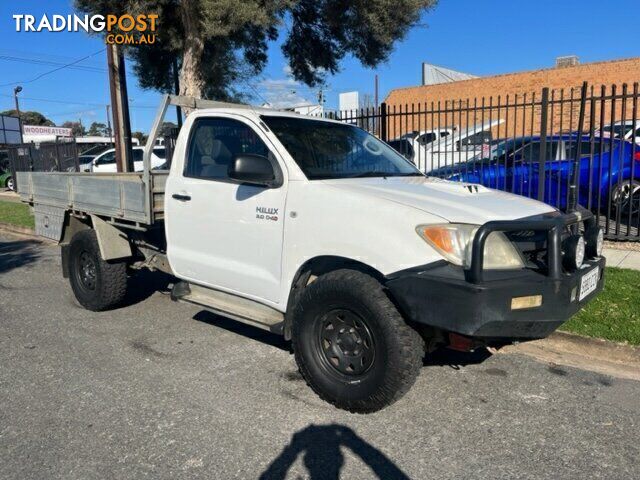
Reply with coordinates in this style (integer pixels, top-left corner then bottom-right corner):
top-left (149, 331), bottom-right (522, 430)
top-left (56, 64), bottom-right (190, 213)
top-left (171, 281), bottom-right (285, 335)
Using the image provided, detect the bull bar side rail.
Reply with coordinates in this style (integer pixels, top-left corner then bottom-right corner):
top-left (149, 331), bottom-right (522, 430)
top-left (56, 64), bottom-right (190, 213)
top-left (468, 208), bottom-right (597, 284)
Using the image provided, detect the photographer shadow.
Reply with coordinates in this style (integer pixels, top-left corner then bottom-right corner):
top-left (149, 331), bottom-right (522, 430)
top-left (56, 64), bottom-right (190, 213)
top-left (260, 423), bottom-right (410, 480)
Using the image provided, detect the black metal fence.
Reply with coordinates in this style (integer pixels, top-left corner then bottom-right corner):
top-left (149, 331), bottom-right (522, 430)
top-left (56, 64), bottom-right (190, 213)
top-left (8, 141), bottom-right (80, 189)
top-left (326, 82), bottom-right (640, 241)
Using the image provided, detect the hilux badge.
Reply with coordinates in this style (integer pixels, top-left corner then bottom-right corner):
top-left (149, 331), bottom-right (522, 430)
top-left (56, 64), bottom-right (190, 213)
top-left (256, 206), bottom-right (279, 221)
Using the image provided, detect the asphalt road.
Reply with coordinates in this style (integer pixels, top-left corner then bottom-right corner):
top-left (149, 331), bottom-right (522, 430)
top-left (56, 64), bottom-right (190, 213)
top-left (1, 232), bottom-right (639, 479)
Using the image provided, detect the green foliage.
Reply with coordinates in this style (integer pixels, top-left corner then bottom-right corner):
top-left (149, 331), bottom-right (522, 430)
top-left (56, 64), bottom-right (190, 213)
top-left (132, 131), bottom-right (147, 144)
top-left (1, 109), bottom-right (54, 126)
top-left (563, 267), bottom-right (640, 345)
top-left (62, 121), bottom-right (87, 137)
top-left (74, 0), bottom-right (436, 99)
top-left (88, 122), bottom-right (109, 136)
top-left (161, 121), bottom-right (178, 136)
top-left (283, 0), bottom-right (433, 85)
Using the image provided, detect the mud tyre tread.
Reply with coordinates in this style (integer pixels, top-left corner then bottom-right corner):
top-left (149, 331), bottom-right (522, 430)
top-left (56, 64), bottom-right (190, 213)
top-left (292, 269), bottom-right (423, 413)
top-left (68, 229), bottom-right (127, 311)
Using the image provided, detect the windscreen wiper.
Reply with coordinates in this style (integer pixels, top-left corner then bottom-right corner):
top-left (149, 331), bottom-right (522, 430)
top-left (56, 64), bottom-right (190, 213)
top-left (347, 171), bottom-right (423, 178)
top-left (347, 171), bottom-right (391, 178)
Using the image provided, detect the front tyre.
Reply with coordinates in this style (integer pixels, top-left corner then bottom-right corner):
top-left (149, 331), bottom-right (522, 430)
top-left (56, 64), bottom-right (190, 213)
top-left (5, 176), bottom-right (14, 191)
top-left (68, 229), bottom-right (127, 311)
top-left (292, 269), bottom-right (424, 413)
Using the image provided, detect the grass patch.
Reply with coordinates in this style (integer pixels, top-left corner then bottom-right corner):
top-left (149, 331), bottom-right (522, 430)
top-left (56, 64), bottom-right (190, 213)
top-left (0, 200), bottom-right (34, 229)
top-left (562, 267), bottom-right (640, 345)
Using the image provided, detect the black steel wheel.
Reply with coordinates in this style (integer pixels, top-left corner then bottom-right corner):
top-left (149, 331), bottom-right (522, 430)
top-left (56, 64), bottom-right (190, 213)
top-left (76, 251), bottom-right (98, 292)
top-left (68, 229), bottom-right (127, 311)
top-left (292, 269), bottom-right (424, 413)
top-left (316, 309), bottom-right (375, 377)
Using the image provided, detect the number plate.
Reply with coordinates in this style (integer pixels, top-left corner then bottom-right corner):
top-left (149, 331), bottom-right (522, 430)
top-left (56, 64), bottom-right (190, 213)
top-left (579, 267), bottom-right (600, 301)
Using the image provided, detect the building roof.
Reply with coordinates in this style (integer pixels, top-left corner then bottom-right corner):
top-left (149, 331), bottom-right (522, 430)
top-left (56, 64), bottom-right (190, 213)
top-left (422, 63), bottom-right (478, 86)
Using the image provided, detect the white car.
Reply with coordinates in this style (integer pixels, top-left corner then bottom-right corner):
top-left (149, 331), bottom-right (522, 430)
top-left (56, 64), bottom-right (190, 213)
top-left (20, 95), bottom-right (606, 413)
top-left (80, 146), bottom-right (166, 172)
top-left (598, 121), bottom-right (640, 144)
top-left (392, 119), bottom-right (504, 173)
top-left (399, 127), bottom-right (456, 147)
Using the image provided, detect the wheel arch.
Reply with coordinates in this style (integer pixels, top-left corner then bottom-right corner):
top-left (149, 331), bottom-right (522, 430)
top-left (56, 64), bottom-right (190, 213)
top-left (60, 212), bottom-right (91, 245)
top-left (283, 255), bottom-right (386, 341)
top-left (60, 213), bottom-right (133, 277)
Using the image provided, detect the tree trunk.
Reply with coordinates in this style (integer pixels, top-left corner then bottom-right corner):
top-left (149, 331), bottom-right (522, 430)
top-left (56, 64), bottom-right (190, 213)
top-left (179, 0), bottom-right (205, 113)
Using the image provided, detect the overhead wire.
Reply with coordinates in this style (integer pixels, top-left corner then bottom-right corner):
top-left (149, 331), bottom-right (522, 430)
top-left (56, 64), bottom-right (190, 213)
top-left (0, 54), bottom-right (106, 73)
top-left (0, 48), bottom-right (106, 87)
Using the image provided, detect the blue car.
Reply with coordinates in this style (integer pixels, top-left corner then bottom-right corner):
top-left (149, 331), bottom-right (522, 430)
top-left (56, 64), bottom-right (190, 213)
top-left (432, 135), bottom-right (640, 216)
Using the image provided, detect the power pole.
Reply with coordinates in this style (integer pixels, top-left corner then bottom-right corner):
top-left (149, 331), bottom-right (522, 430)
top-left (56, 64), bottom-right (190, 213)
top-left (374, 74), bottom-right (379, 109)
top-left (105, 104), bottom-right (113, 139)
top-left (172, 58), bottom-right (183, 128)
top-left (107, 43), bottom-right (134, 172)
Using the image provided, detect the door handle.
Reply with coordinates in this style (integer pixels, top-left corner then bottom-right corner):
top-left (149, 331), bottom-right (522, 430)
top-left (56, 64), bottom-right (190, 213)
top-left (172, 193), bottom-right (191, 201)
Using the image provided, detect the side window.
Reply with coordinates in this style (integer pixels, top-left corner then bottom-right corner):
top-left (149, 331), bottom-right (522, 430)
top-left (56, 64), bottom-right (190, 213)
top-left (133, 149), bottom-right (144, 162)
top-left (96, 151), bottom-right (116, 165)
top-left (458, 131), bottom-right (492, 149)
top-left (566, 140), bottom-right (609, 159)
top-left (153, 147), bottom-right (166, 159)
top-left (417, 132), bottom-right (436, 145)
top-left (512, 142), bottom-right (540, 163)
top-left (513, 141), bottom-right (560, 163)
top-left (185, 117), bottom-right (270, 180)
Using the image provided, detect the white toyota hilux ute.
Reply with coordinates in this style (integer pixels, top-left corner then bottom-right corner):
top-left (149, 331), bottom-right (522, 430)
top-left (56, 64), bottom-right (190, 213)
top-left (17, 95), bottom-right (606, 413)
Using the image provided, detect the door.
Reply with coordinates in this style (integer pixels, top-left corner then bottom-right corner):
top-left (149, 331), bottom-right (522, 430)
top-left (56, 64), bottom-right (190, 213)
top-left (165, 116), bottom-right (287, 304)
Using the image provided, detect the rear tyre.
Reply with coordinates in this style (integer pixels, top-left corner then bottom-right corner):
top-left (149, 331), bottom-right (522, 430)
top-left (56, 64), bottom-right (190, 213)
top-left (612, 180), bottom-right (640, 217)
top-left (292, 269), bottom-right (424, 413)
top-left (5, 176), bottom-right (14, 191)
top-left (68, 229), bottom-right (127, 311)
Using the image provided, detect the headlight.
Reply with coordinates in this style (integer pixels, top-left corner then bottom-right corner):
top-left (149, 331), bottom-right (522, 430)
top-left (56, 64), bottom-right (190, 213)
top-left (585, 227), bottom-right (604, 258)
top-left (563, 235), bottom-right (585, 271)
top-left (416, 223), bottom-right (524, 269)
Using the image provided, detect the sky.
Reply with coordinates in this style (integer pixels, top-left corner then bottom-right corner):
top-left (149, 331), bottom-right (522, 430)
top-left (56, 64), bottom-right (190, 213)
top-left (0, 0), bottom-right (638, 133)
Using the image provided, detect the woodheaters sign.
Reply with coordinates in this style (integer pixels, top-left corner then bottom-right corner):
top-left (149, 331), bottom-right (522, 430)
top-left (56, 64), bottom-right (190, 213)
top-left (22, 125), bottom-right (73, 137)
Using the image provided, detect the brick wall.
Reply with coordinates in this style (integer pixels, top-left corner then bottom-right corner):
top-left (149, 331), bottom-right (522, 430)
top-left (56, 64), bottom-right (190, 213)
top-left (383, 57), bottom-right (640, 137)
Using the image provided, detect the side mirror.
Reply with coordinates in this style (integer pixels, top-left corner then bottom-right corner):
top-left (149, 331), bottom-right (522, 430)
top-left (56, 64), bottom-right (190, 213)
top-left (228, 154), bottom-right (280, 188)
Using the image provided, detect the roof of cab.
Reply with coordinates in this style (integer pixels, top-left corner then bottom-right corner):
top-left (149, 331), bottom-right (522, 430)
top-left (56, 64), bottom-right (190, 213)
top-left (193, 106), bottom-right (351, 126)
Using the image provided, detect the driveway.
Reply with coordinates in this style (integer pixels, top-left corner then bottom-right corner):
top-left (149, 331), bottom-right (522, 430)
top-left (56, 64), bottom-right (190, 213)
top-left (0, 233), bottom-right (638, 479)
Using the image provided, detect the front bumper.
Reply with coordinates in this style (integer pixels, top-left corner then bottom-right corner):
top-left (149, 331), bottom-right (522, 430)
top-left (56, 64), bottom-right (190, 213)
top-left (386, 257), bottom-right (605, 339)
top-left (386, 208), bottom-right (605, 340)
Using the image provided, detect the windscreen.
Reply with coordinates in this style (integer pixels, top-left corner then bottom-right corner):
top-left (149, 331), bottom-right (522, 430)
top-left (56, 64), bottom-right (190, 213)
top-left (261, 116), bottom-right (422, 180)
